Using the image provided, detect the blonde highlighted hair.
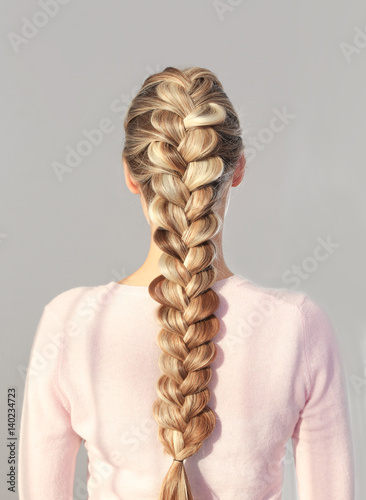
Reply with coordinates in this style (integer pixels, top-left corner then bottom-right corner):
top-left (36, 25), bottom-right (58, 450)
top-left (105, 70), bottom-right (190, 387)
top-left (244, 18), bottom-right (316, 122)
top-left (122, 66), bottom-right (244, 499)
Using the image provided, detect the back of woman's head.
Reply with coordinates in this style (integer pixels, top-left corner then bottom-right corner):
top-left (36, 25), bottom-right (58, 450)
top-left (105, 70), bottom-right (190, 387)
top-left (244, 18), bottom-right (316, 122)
top-left (122, 66), bottom-right (245, 499)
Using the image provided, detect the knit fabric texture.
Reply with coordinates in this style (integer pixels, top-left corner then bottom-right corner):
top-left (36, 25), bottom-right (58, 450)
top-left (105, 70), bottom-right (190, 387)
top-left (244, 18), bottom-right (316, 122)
top-left (18, 274), bottom-right (355, 499)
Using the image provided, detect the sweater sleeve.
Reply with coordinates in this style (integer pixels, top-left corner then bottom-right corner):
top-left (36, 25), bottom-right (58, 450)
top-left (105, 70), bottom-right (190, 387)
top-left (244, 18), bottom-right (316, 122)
top-left (291, 295), bottom-right (355, 499)
top-left (18, 303), bottom-right (82, 500)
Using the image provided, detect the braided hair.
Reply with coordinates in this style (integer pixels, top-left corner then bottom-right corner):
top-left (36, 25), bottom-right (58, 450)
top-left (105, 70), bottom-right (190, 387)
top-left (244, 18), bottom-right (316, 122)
top-left (122, 66), bottom-right (245, 499)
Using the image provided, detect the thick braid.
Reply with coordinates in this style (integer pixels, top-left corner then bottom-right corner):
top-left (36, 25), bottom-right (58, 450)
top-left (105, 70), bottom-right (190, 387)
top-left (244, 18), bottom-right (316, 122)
top-left (122, 66), bottom-right (244, 500)
top-left (148, 89), bottom-right (226, 500)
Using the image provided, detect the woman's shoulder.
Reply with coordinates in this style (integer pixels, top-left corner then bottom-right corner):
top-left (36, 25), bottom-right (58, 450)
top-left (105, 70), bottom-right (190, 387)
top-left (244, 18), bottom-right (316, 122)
top-left (44, 281), bottom-right (115, 324)
top-left (226, 274), bottom-right (337, 335)
top-left (227, 275), bottom-right (338, 354)
top-left (226, 273), bottom-right (308, 310)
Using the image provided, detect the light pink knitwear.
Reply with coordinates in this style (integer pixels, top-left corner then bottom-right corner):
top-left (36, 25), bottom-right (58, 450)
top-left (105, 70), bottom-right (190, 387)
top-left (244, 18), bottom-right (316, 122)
top-left (18, 274), bottom-right (355, 499)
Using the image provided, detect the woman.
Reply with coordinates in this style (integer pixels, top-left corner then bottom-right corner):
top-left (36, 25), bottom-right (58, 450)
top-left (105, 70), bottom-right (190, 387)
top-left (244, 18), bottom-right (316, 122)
top-left (18, 66), bottom-right (355, 499)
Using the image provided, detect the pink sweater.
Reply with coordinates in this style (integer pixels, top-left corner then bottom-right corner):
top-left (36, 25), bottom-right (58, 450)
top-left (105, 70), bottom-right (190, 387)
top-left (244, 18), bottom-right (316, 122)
top-left (18, 274), bottom-right (355, 499)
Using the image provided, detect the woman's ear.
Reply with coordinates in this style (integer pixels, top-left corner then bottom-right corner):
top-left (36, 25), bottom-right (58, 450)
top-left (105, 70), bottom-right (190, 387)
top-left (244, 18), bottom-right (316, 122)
top-left (232, 152), bottom-right (246, 188)
top-left (122, 157), bottom-right (140, 195)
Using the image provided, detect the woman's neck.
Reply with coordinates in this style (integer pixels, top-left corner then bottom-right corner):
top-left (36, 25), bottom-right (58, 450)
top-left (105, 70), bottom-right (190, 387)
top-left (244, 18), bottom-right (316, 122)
top-left (118, 228), bottom-right (234, 287)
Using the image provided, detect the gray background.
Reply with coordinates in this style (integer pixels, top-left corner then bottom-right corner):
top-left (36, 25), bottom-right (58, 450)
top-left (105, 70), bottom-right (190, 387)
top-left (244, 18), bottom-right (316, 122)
top-left (1, 0), bottom-right (365, 498)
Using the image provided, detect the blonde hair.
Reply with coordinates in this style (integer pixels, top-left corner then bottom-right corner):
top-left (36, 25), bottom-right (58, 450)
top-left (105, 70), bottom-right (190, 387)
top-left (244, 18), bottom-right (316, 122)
top-left (122, 66), bottom-right (244, 499)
